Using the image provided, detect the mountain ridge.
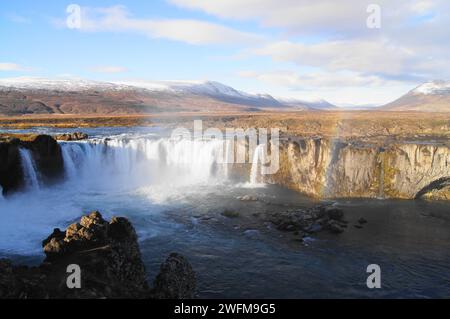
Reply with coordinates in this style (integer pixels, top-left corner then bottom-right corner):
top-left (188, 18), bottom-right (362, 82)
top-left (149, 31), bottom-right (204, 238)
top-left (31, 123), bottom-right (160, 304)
top-left (0, 77), bottom-right (337, 115)
top-left (381, 80), bottom-right (450, 112)
top-left (1, 77), bottom-right (449, 115)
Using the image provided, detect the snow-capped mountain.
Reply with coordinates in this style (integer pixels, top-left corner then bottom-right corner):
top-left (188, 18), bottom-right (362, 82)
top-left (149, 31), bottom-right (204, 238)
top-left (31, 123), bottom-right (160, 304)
top-left (115, 80), bottom-right (284, 107)
top-left (0, 77), bottom-right (134, 92)
top-left (278, 97), bottom-right (337, 110)
top-left (382, 80), bottom-right (450, 112)
top-left (411, 80), bottom-right (450, 95)
top-left (0, 77), bottom-right (336, 115)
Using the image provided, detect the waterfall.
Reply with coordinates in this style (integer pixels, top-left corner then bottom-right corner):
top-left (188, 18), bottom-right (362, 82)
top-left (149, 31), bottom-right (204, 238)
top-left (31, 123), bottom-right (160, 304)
top-left (61, 144), bottom-right (77, 180)
top-left (59, 137), bottom-right (234, 190)
top-left (15, 135), bottom-right (272, 195)
top-left (249, 144), bottom-right (267, 185)
top-left (18, 148), bottom-right (40, 190)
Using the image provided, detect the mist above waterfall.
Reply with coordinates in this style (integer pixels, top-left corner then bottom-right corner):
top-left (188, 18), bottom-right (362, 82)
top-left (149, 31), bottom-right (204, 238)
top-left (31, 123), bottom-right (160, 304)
top-left (61, 137), bottom-right (238, 193)
top-left (0, 130), bottom-right (266, 254)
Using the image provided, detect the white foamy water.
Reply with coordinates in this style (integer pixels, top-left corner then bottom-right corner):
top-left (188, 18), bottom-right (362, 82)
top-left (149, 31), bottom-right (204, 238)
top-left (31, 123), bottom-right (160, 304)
top-left (60, 137), bottom-right (236, 193)
top-left (0, 135), bottom-right (260, 253)
top-left (249, 144), bottom-right (267, 187)
top-left (1, 129), bottom-right (449, 299)
top-left (18, 148), bottom-right (40, 191)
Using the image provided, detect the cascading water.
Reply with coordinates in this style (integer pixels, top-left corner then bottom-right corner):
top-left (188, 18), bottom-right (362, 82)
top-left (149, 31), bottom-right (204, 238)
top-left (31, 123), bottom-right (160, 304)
top-left (60, 145), bottom-right (77, 180)
top-left (60, 137), bottom-right (236, 194)
top-left (18, 148), bottom-right (40, 191)
top-left (13, 134), bottom-right (264, 197)
top-left (249, 144), bottom-right (267, 186)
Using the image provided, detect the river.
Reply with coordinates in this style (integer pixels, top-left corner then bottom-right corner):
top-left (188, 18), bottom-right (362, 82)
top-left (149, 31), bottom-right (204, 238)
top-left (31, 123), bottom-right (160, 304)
top-left (0, 126), bottom-right (449, 298)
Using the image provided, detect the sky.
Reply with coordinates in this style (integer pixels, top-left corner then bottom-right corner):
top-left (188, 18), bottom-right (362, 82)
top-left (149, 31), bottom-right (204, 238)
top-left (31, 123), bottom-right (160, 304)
top-left (1, 0), bottom-right (449, 106)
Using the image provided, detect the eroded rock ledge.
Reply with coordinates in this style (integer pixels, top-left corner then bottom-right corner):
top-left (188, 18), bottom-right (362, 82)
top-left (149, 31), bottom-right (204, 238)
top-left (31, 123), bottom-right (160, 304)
top-left (270, 137), bottom-right (450, 199)
top-left (0, 211), bottom-right (196, 299)
top-left (0, 134), bottom-right (64, 195)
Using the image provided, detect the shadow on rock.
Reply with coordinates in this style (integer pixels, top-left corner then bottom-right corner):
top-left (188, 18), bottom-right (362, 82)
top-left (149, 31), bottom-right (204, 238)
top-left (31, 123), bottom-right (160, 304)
top-left (0, 211), bottom-right (196, 299)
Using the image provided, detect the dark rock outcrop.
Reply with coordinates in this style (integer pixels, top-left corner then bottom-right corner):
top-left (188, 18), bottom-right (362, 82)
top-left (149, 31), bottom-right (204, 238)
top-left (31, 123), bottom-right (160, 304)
top-left (0, 211), bottom-right (196, 299)
top-left (0, 140), bottom-right (23, 196)
top-left (150, 253), bottom-right (196, 299)
top-left (270, 138), bottom-right (450, 199)
top-left (267, 205), bottom-right (347, 237)
top-left (0, 134), bottom-right (64, 195)
top-left (21, 135), bottom-right (63, 184)
top-left (55, 132), bottom-right (88, 141)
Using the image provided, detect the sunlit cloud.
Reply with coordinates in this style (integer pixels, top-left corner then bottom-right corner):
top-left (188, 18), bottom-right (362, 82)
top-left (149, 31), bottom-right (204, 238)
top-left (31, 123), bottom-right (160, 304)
top-left (0, 62), bottom-right (30, 72)
top-left (62, 5), bottom-right (264, 46)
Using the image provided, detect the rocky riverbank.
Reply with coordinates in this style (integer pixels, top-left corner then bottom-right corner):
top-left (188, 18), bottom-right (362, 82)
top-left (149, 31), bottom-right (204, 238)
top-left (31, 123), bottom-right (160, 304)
top-left (1, 132), bottom-right (448, 200)
top-left (0, 132), bottom-right (88, 195)
top-left (0, 211), bottom-right (196, 299)
top-left (269, 137), bottom-right (450, 200)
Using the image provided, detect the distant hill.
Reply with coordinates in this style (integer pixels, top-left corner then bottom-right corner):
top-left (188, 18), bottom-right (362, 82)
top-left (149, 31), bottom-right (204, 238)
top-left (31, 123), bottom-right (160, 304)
top-left (381, 81), bottom-right (450, 112)
top-left (0, 77), bottom-right (336, 116)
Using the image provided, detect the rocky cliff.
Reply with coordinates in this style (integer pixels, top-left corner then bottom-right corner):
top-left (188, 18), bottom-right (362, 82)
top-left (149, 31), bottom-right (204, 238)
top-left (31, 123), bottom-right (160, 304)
top-left (0, 134), bottom-right (64, 195)
top-left (0, 211), bottom-right (196, 299)
top-left (269, 138), bottom-right (450, 199)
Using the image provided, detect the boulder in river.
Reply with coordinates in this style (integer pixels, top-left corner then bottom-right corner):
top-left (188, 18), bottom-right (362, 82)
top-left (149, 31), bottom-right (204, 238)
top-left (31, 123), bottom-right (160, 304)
top-left (266, 205), bottom-right (346, 235)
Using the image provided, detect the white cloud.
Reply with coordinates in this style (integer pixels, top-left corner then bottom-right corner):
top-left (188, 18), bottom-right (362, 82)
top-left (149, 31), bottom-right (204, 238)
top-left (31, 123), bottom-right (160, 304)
top-left (170, 0), bottom-right (368, 35)
top-left (70, 5), bottom-right (263, 46)
top-left (238, 70), bottom-right (389, 88)
top-left (170, 0), bottom-right (450, 80)
top-left (48, 1), bottom-right (450, 104)
top-left (250, 40), bottom-right (420, 77)
top-left (0, 63), bottom-right (28, 72)
top-left (169, 0), bottom-right (446, 36)
top-left (90, 66), bottom-right (128, 73)
top-left (410, 0), bottom-right (435, 14)
top-left (238, 69), bottom-right (412, 105)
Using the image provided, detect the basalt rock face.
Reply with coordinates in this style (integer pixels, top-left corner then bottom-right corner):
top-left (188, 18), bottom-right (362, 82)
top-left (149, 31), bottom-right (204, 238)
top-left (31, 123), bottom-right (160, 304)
top-left (40, 211), bottom-right (149, 298)
top-left (0, 212), bottom-right (196, 299)
top-left (21, 135), bottom-right (64, 185)
top-left (150, 253), bottom-right (196, 299)
top-left (0, 140), bottom-right (23, 196)
top-left (269, 138), bottom-right (450, 199)
top-left (0, 134), bottom-right (64, 195)
top-left (55, 132), bottom-right (88, 141)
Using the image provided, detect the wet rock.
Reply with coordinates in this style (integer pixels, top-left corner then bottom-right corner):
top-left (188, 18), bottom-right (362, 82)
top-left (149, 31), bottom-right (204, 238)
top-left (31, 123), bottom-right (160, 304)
top-left (0, 140), bottom-right (23, 195)
top-left (354, 225), bottom-right (363, 229)
top-left (0, 134), bottom-right (64, 195)
top-left (323, 207), bottom-right (344, 221)
top-left (0, 260), bottom-right (48, 299)
top-left (267, 205), bottom-right (346, 236)
top-left (221, 209), bottom-right (240, 218)
top-left (305, 223), bottom-right (322, 233)
top-left (0, 259), bottom-right (15, 298)
top-left (55, 132), bottom-right (88, 141)
top-left (0, 211), bottom-right (196, 299)
top-left (42, 228), bottom-right (66, 258)
top-left (238, 195), bottom-right (258, 201)
top-left (21, 135), bottom-right (64, 184)
top-left (358, 218), bottom-right (368, 225)
top-left (151, 253), bottom-right (196, 299)
top-left (243, 229), bottom-right (260, 239)
top-left (326, 220), bottom-right (344, 234)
